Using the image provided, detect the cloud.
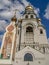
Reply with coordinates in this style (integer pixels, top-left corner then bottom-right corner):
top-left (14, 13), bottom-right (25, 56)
top-left (0, 0), bottom-right (40, 19)
top-left (34, 8), bottom-right (40, 17)
top-left (21, 0), bottom-right (30, 7)
top-left (44, 3), bottom-right (49, 19)
top-left (0, 0), bottom-right (12, 9)
top-left (48, 38), bottom-right (49, 43)
top-left (0, 20), bottom-right (8, 47)
top-left (0, 3), bottom-right (4, 9)
top-left (0, 0), bottom-right (11, 6)
top-left (0, 35), bottom-right (3, 42)
top-left (0, 35), bottom-right (3, 47)
top-left (0, 10), bottom-right (14, 19)
top-left (0, 20), bottom-right (8, 32)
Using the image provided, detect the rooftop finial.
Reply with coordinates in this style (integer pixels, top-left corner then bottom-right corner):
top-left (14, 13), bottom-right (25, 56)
top-left (14, 9), bottom-right (19, 17)
top-left (28, 3), bottom-right (31, 6)
top-left (11, 9), bottom-right (19, 22)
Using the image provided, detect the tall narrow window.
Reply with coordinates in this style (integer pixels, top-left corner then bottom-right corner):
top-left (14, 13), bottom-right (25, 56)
top-left (43, 47), bottom-right (45, 53)
top-left (31, 15), bottom-right (33, 18)
top-left (40, 29), bottom-right (43, 34)
top-left (24, 53), bottom-right (33, 61)
top-left (25, 15), bottom-right (28, 18)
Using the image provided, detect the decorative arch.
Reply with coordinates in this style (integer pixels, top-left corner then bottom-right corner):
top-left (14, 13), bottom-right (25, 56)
top-left (24, 53), bottom-right (33, 61)
top-left (25, 23), bottom-right (34, 34)
top-left (23, 22), bottom-right (36, 30)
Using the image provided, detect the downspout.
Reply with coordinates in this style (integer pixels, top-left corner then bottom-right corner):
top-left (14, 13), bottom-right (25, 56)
top-left (18, 20), bottom-right (22, 51)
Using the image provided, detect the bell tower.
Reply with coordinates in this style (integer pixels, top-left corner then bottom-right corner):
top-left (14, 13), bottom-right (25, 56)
top-left (18, 5), bottom-right (36, 50)
top-left (18, 5), bottom-right (48, 53)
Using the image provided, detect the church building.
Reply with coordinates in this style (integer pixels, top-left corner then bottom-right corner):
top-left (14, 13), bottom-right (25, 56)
top-left (0, 5), bottom-right (49, 65)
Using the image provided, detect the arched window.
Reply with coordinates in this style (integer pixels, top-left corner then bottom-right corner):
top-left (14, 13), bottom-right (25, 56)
top-left (25, 15), bottom-right (28, 18)
top-left (31, 15), bottom-right (33, 18)
top-left (26, 26), bottom-right (33, 32)
top-left (40, 29), bottom-right (43, 34)
top-left (43, 47), bottom-right (45, 53)
top-left (24, 53), bottom-right (33, 61)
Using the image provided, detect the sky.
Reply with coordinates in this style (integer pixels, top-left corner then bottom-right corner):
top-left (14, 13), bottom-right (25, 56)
top-left (0, 0), bottom-right (49, 47)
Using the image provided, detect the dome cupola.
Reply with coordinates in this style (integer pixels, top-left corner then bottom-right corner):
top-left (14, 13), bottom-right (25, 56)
top-left (25, 5), bottom-right (34, 14)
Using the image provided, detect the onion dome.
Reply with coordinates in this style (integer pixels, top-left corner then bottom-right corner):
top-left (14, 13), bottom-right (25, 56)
top-left (38, 18), bottom-right (41, 21)
top-left (37, 18), bottom-right (41, 22)
top-left (25, 5), bottom-right (33, 10)
top-left (11, 15), bottom-right (17, 22)
top-left (25, 5), bottom-right (34, 14)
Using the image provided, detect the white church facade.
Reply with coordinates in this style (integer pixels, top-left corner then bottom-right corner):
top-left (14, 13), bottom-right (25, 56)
top-left (0, 5), bottom-right (49, 65)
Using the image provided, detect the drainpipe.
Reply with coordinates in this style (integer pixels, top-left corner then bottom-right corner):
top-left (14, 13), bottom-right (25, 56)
top-left (18, 19), bottom-right (22, 51)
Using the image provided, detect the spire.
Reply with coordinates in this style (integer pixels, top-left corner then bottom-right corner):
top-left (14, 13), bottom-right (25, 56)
top-left (11, 9), bottom-right (18, 22)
